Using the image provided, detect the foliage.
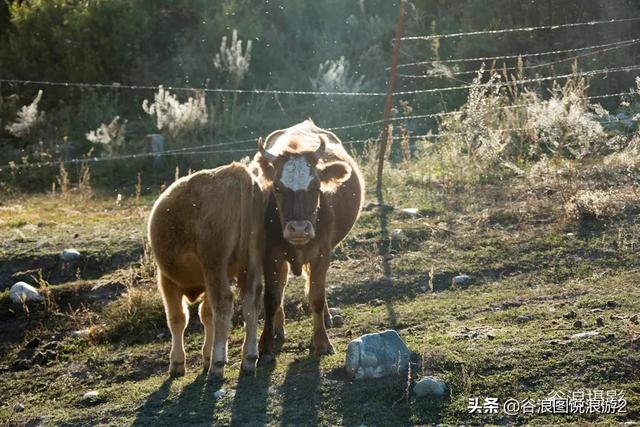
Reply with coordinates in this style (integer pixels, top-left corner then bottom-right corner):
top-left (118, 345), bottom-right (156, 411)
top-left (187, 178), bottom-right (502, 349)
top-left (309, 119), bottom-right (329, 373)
top-left (5, 89), bottom-right (45, 139)
top-left (85, 116), bottom-right (127, 156)
top-left (142, 87), bottom-right (208, 143)
top-left (213, 29), bottom-right (252, 89)
top-left (310, 56), bottom-right (368, 93)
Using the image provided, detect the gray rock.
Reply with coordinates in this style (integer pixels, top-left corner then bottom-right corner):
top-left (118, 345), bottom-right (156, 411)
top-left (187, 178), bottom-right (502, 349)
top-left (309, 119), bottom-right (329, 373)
top-left (328, 307), bottom-right (341, 316)
top-left (515, 315), bottom-right (532, 323)
top-left (10, 282), bottom-right (44, 304)
top-left (332, 315), bottom-right (344, 328)
top-left (345, 330), bottom-right (410, 380)
top-left (13, 403), bottom-right (25, 412)
top-left (213, 388), bottom-right (236, 399)
top-left (60, 248), bottom-right (81, 261)
top-left (451, 275), bottom-right (471, 286)
top-left (414, 376), bottom-right (446, 397)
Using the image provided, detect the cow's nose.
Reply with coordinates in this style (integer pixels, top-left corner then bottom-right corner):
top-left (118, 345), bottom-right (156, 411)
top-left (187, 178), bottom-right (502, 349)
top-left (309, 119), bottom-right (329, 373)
top-left (283, 221), bottom-right (315, 244)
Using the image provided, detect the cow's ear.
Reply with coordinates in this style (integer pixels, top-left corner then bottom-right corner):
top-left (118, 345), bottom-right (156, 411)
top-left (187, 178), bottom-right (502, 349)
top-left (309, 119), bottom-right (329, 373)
top-left (256, 153), bottom-right (275, 182)
top-left (318, 161), bottom-right (351, 191)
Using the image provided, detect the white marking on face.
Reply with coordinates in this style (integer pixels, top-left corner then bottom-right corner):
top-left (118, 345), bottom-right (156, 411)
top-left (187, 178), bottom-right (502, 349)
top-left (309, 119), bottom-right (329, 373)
top-left (280, 157), bottom-right (313, 191)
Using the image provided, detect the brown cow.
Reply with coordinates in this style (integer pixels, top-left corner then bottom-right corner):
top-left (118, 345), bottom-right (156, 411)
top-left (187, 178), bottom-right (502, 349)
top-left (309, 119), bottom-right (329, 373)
top-left (147, 163), bottom-right (265, 377)
top-left (251, 120), bottom-right (365, 361)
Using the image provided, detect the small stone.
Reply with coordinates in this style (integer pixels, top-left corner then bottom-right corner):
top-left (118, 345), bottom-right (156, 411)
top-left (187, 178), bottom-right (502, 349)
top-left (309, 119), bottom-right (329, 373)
top-left (515, 315), bottom-right (532, 323)
top-left (451, 275), bottom-right (470, 287)
top-left (605, 300), bottom-right (619, 308)
top-left (631, 314), bottom-right (639, 324)
top-left (81, 390), bottom-right (103, 405)
top-left (213, 389), bottom-right (235, 399)
top-left (71, 329), bottom-right (91, 338)
top-left (329, 308), bottom-right (341, 316)
top-left (570, 331), bottom-right (599, 340)
top-left (413, 376), bottom-right (446, 397)
top-left (573, 320), bottom-right (583, 328)
top-left (400, 208), bottom-right (419, 218)
top-left (563, 311), bottom-right (577, 319)
top-left (332, 315), bottom-right (344, 328)
top-left (391, 229), bottom-right (406, 241)
top-left (13, 403), bottom-right (24, 412)
top-left (596, 316), bottom-right (604, 327)
top-left (345, 330), bottom-right (411, 380)
top-left (60, 248), bottom-right (81, 262)
top-left (10, 282), bottom-right (44, 304)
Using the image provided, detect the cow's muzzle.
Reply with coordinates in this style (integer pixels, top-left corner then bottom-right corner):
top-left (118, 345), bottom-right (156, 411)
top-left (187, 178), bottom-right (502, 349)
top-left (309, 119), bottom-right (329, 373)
top-left (283, 221), bottom-right (315, 245)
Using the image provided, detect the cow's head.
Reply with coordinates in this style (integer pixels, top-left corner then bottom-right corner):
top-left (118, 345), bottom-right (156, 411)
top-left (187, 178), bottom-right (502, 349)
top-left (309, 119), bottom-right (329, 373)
top-left (256, 136), bottom-right (352, 246)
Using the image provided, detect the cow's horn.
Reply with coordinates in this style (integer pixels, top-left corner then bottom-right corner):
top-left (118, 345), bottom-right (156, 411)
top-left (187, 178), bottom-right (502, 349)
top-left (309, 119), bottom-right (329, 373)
top-left (315, 136), bottom-right (326, 160)
top-left (258, 137), bottom-right (277, 163)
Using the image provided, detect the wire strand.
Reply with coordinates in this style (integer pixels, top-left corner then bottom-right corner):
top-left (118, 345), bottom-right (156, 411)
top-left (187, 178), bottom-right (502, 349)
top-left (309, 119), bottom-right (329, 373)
top-left (395, 39), bottom-right (640, 70)
top-left (399, 16), bottom-right (640, 41)
top-left (0, 79), bottom-right (387, 97)
top-left (397, 39), bottom-right (640, 79)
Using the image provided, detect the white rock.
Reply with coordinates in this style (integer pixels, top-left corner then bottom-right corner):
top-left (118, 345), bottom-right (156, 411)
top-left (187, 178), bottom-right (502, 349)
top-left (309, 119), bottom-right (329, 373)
top-left (414, 376), bottom-right (447, 397)
top-left (82, 391), bottom-right (100, 400)
top-left (10, 282), bottom-right (44, 304)
top-left (570, 331), bottom-right (599, 340)
top-left (345, 330), bottom-right (411, 380)
top-left (60, 248), bottom-right (81, 261)
top-left (328, 307), bottom-right (341, 316)
top-left (400, 208), bottom-right (419, 217)
top-left (13, 403), bottom-right (25, 412)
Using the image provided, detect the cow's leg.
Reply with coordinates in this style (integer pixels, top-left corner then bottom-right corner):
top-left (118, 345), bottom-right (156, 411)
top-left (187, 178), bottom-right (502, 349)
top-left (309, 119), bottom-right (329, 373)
top-left (308, 253), bottom-right (334, 356)
top-left (158, 273), bottom-right (189, 377)
top-left (204, 268), bottom-right (233, 378)
top-left (259, 254), bottom-right (288, 363)
top-left (239, 268), bottom-right (263, 374)
top-left (198, 295), bottom-right (214, 373)
top-left (323, 303), bottom-right (332, 329)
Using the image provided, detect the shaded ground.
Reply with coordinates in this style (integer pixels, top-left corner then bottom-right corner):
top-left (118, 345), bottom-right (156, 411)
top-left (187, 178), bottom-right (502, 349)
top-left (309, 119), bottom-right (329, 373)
top-left (0, 172), bottom-right (639, 426)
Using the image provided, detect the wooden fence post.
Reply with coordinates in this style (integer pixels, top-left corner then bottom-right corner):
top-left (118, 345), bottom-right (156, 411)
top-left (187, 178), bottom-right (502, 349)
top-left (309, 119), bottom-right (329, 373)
top-left (376, 0), bottom-right (405, 198)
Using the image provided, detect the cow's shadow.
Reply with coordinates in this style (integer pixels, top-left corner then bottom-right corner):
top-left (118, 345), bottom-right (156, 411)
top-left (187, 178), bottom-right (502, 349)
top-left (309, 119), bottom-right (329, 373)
top-left (229, 364), bottom-right (275, 426)
top-left (133, 372), bottom-right (223, 426)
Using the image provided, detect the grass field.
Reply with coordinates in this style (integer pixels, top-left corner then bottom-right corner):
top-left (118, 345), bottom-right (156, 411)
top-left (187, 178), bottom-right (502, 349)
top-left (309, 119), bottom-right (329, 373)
top-left (0, 159), bottom-right (639, 426)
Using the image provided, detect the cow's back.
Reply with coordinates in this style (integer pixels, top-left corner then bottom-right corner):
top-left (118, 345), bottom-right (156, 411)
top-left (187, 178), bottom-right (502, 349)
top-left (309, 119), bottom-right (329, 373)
top-left (148, 163), bottom-right (264, 297)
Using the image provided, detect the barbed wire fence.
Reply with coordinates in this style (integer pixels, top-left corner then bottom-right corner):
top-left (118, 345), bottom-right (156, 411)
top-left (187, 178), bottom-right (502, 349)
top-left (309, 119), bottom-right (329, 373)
top-left (1, 9), bottom-right (639, 193)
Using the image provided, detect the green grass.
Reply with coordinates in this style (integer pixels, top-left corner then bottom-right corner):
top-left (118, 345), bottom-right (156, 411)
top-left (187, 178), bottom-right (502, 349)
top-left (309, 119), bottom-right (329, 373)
top-left (0, 164), bottom-right (639, 426)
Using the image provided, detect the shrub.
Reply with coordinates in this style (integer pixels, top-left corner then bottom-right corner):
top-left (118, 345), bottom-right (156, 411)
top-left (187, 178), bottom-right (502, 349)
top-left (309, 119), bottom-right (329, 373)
top-left (5, 89), bottom-right (45, 139)
top-left (142, 86), bottom-right (208, 144)
top-left (85, 116), bottom-right (127, 156)
top-left (213, 29), bottom-right (252, 89)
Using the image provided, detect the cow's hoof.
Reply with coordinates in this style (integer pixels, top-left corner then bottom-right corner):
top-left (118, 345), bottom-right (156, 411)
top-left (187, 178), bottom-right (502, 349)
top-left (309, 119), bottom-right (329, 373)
top-left (274, 331), bottom-right (286, 343)
top-left (314, 343), bottom-right (335, 357)
top-left (169, 362), bottom-right (186, 377)
top-left (202, 358), bottom-right (211, 374)
top-left (257, 353), bottom-right (275, 366)
top-left (241, 356), bottom-right (258, 375)
top-left (208, 361), bottom-right (225, 379)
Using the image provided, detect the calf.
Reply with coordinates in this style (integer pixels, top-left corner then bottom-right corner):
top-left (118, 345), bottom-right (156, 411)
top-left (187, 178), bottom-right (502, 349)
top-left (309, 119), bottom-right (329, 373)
top-left (250, 120), bottom-right (364, 360)
top-left (148, 163), bottom-right (265, 377)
